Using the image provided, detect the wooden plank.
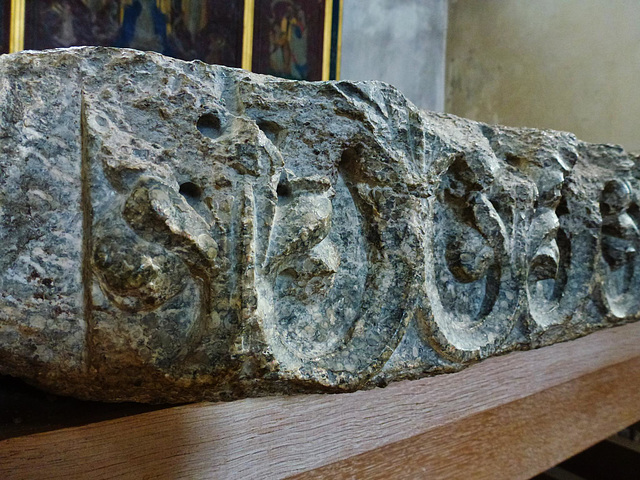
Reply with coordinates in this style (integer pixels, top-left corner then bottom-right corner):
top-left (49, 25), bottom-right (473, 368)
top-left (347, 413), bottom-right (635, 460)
top-left (294, 348), bottom-right (640, 479)
top-left (1, 321), bottom-right (640, 480)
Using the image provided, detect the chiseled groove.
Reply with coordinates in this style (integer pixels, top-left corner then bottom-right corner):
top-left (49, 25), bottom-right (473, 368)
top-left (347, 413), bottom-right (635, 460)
top-left (80, 91), bottom-right (95, 372)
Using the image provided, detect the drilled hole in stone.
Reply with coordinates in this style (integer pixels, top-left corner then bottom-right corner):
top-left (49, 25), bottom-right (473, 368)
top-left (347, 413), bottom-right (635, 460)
top-left (197, 113), bottom-right (222, 139)
top-left (179, 182), bottom-right (202, 200)
top-left (277, 180), bottom-right (291, 198)
top-left (257, 120), bottom-right (282, 144)
top-left (505, 152), bottom-right (527, 169)
top-left (556, 197), bottom-right (570, 216)
top-left (339, 147), bottom-right (362, 183)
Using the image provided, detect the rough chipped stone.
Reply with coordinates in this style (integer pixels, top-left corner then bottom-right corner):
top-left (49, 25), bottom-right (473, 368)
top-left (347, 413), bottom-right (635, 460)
top-left (1, 47), bottom-right (639, 403)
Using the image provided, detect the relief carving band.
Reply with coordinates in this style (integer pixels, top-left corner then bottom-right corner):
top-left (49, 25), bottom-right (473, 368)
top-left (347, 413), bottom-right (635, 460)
top-left (2, 48), bottom-right (640, 403)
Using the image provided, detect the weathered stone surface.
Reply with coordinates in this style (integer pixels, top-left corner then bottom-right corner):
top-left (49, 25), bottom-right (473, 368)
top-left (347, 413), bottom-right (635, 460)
top-left (1, 47), bottom-right (639, 403)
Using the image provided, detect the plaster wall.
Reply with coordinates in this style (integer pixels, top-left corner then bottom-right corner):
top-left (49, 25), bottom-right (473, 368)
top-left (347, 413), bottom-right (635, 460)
top-left (340, 0), bottom-right (448, 111)
top-left (446, 0), bottom-right (640, 151)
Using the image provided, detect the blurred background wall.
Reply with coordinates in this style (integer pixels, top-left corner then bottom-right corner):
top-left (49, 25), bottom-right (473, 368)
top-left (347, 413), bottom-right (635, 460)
top-left (446, 0), bottom-right (640, 151)
top-left (340, 0), bottom-right (448, 112)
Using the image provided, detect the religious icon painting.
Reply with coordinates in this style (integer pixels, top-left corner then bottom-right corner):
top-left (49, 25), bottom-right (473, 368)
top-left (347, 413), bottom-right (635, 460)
top-left (24, 0), bottom-right (244, 68)
top-left (24, 1), bottom-right (122, 50)
top-left (170, 0), bottom-right (244, 67)
top-left (251, 0), bottom-right (341, 80)
top-left (0, 1), bottom-right (10, 54)
top-left (12, 0), bottom-right (342, 77)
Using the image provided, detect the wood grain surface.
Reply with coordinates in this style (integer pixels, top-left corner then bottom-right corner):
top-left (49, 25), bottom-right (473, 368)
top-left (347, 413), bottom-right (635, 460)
top-left (2, 322), bottom-right (640, 480)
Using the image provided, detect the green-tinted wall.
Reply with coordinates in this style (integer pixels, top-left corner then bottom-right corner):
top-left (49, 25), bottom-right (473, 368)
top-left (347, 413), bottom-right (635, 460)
top-left (447, 0), bottom-right (640, 151)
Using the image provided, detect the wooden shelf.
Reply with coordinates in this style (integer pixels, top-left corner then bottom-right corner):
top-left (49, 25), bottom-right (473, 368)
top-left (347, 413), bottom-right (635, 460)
top-left (2, 321), bottom-right (640, 480)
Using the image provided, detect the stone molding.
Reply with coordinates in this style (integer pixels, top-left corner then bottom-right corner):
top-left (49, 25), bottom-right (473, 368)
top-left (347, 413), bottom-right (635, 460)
top-left (0, 48), bottom-right (638, 402)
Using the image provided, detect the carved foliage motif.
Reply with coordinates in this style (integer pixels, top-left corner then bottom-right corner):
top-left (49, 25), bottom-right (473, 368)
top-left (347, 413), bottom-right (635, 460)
top-left (89, 114), bottom-right (640, 391)
top-left (422, 153), bottom-right (520, 362)
top-left (75, 51), bottom-right (640, 394)
top-left (259, 159), bottom-right (418, 387)
top-left (523, 154), bottom-right (598, 335)
top-left (84, 73), bottom-right (422, 389)
top-left (8, 50), bottom-right (640, 404)
top-left (599, 179), bottom-right (640, 318)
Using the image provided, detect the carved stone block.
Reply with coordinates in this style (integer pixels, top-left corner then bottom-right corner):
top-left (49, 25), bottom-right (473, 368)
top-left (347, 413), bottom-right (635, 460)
top-left (1, 48), bottom-right (639, 402)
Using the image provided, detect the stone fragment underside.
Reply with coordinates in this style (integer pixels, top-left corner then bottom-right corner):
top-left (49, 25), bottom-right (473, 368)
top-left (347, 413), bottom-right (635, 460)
top-left (1, 48), bottom-right (639, 403)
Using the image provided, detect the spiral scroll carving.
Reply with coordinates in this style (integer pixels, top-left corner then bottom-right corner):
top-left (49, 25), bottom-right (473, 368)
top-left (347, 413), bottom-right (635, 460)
top-left (2, 48), bottom-right (640, 402)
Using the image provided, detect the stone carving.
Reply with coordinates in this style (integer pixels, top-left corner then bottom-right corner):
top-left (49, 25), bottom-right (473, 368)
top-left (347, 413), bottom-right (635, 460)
top-left (1, 48), bottom-right (640, 403)
top-left (599, 178), bottom-right (640, 318)
top-left (422, 153), bottom-right (520, 362)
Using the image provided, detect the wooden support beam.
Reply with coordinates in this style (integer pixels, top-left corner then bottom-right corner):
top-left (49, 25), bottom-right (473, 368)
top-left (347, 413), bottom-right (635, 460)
top-left (2, 321), bottom-right (640, 480)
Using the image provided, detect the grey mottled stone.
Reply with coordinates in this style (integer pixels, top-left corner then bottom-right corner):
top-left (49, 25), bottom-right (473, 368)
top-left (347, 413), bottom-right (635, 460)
top-left (1, 47), bottom-right (639, 403)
